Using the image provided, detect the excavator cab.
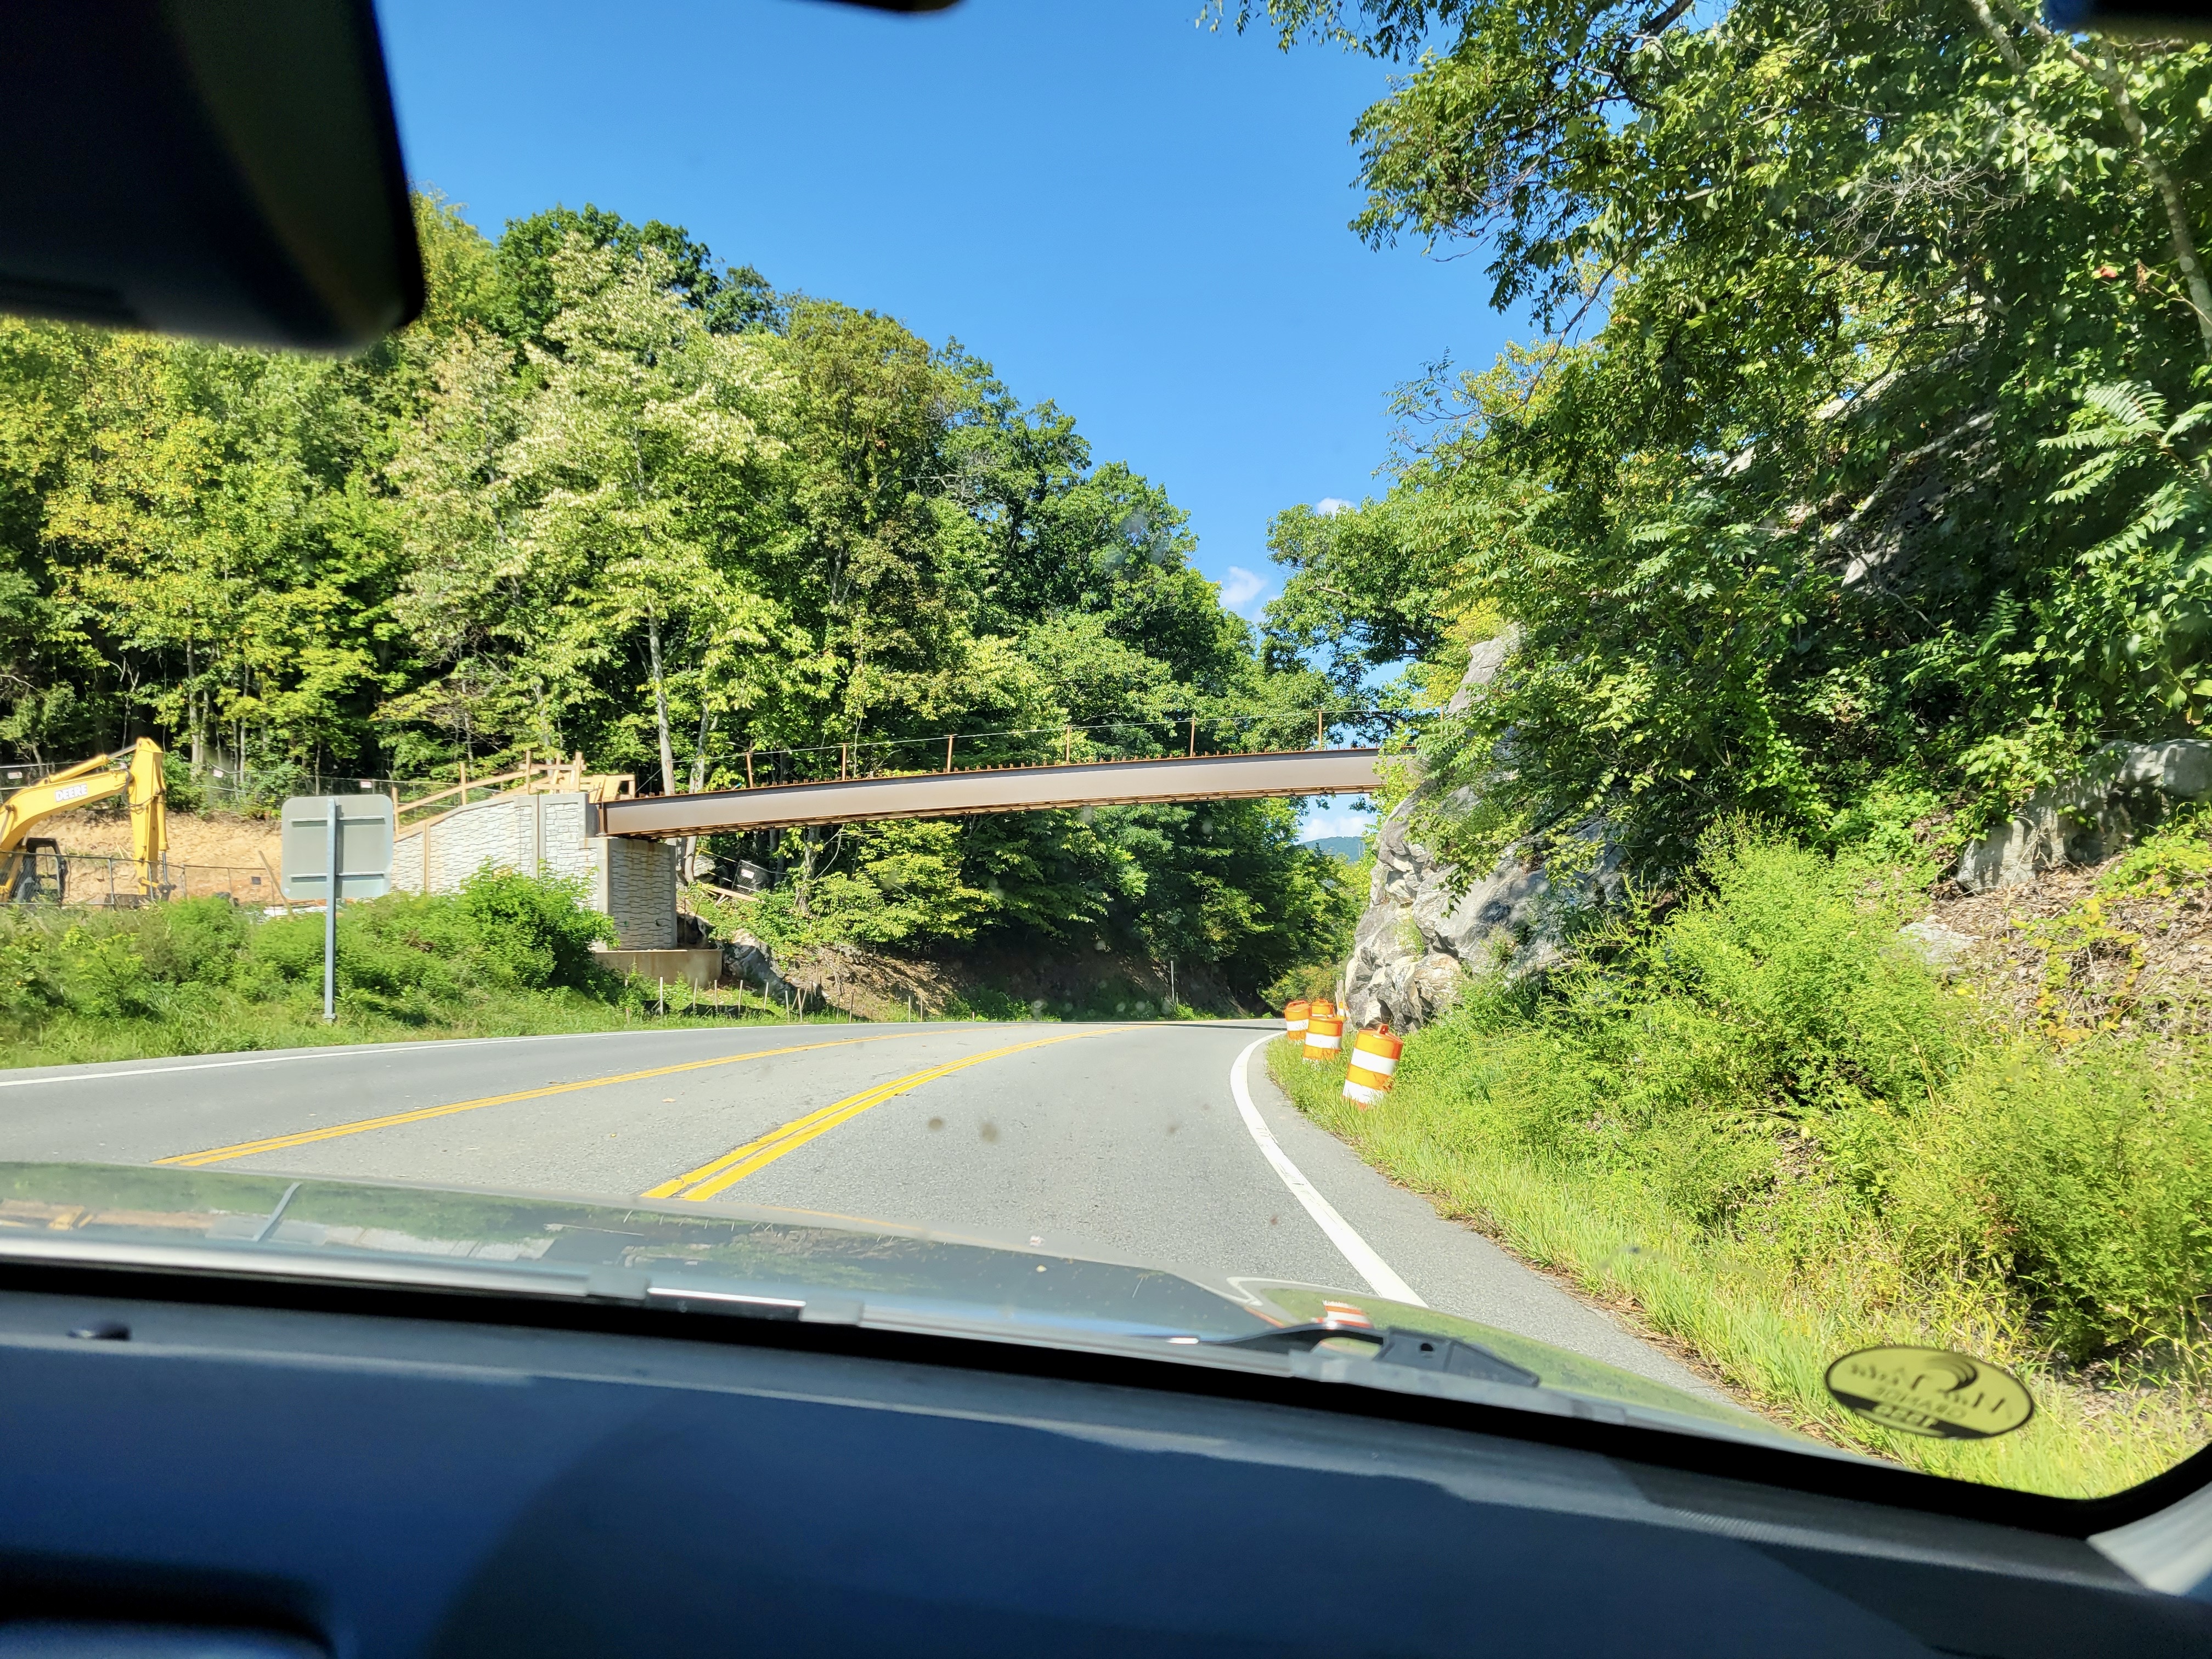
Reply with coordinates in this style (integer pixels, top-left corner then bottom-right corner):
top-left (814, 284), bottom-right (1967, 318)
top-left (4, 837), bottom-right (64, 904)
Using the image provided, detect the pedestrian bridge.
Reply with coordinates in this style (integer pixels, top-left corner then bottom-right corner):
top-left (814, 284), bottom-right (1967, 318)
top-left (590, 747), bottom-right (1384, 838)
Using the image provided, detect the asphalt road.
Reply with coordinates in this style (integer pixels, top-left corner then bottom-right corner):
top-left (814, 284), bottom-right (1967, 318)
top-left (0, 1019), bottom-right (1714, 1396)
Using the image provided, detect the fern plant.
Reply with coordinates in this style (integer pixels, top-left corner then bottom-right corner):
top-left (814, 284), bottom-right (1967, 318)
top-left (2041, 381), bottom-right (2212, 718)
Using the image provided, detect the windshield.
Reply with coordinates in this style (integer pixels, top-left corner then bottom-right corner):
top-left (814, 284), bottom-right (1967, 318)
top-left (1, 0), bottom-right (2207, 1508)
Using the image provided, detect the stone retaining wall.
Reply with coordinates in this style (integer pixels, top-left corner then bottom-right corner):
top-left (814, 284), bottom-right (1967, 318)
top-left (390, 791), bottom-right (678, 949)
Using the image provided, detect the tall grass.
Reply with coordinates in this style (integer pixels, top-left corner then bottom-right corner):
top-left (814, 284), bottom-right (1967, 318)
top-left (1271, 826), bottom-right (2211, 1497)
top-left (0, 874), bottom-right (1132, 1069)
top-left (0, 871), bottom-right (782, 1066)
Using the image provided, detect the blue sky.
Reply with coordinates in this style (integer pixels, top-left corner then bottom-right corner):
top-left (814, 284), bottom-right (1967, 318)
top-left (375, 0), bottom-right (1518, 834)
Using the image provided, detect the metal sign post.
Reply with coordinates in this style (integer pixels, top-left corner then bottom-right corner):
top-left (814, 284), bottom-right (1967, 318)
top-left (324, 807), bottom-right (337, 1021)
top-left (280, 796), bottom-right (395, 1024)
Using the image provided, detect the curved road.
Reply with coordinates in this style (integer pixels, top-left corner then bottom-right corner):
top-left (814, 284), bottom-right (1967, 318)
top-left (0, 1019), bottom-right (1712, 1396)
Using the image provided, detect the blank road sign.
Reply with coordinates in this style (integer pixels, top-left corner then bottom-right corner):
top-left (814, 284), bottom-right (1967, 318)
top-left (281, 795), bottom-right (394, 901)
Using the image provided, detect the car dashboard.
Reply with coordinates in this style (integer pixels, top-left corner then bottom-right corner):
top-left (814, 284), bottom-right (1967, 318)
top-left (1, 1266), bottom-right (2207, 1659)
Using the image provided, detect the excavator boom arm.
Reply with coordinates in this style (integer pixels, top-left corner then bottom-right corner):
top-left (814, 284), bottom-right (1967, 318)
top-left (0, 764), bottom-right (133, 852)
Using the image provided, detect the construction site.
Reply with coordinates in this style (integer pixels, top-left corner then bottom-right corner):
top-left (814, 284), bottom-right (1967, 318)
top-left (1, 738), bottom-right (1384, 1000)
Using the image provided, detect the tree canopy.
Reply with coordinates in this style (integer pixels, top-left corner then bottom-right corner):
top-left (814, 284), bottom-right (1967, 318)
top-left (0, 193), bottom-right (1351, 992)
top-left (1245, 0), bottom-right (2212, 871)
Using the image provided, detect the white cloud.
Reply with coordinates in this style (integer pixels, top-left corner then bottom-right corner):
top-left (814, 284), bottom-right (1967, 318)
top-left (1315, 497), bottom-right (1353, 516)
top-left (1218, 566), bottom-right (1267, 610)
top-left (1301, 802), bottom-right (1376, 841)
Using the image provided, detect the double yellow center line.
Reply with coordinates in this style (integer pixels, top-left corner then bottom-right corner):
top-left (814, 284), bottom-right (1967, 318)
top-left (155, 1026), bottom-right (1130, 1198)
top-left (642, 1027), bottom-right (1124, 1201)
top-left (154, 1031), bottom-right (923, 1169)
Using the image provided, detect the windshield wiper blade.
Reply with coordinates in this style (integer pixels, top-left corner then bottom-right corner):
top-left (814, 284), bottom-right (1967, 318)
top-left (1207, 1323), bottom-right (1541, 1388)
top-left (644, 1284), bottom-right (805, 1318)
top-left (249, 1181), bottom-right (302, 1244)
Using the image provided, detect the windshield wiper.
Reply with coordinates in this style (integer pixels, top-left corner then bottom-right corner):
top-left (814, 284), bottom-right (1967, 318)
top-left (1206, 1323), bottom-right (1540, 1388)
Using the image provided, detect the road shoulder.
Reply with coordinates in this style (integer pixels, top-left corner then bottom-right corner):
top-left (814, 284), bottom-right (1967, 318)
top-left (1244, 1045), bottom-right (1728, 1401)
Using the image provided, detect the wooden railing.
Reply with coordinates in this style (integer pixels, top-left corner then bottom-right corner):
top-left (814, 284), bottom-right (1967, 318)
top-left (394, 752), bottom-right (636, 832)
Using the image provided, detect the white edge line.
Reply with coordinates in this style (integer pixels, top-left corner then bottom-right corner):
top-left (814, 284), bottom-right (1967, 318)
top-left (1229, 1035), bottom-right (1425, 1307)
top-left (0, 1026), bottom-right (810, 1091)
top-left (0, 1017), bottom-right (1222, 1093)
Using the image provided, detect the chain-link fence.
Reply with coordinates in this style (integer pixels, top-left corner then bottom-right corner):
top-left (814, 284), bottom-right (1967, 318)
top-left (163, 765), bottom-right (411, 815)
top-left (2, 849), bottom-right (282, 909)
top-left (2, 759), bottom-right (427, 816)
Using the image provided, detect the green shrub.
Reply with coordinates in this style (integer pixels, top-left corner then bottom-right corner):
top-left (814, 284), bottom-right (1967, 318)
top-left (941, 985), bottom-right (1034, 1022)
top-left (1394, 826), bottom-right (2211, 1363)
top-left (319, 899), bottom-right (475, 1009)
top-left (238, 910), bottom-right (330, 994)
top-left (0, 910), bottom-right (171, 1023)
top-left (2100, 804), bottom-right (2212, 898)
top-left (132, 897), bottom-right (251, 985)
top-left (1468, 827), bottom-right (1965, 1222)
top-left (57, 927), bottom-right (161, 1018)
top-left (456, 867), bottom-right (616, 989)
top-left (0, 915), bottom-right (68, 1025)
top-left (1910, 1044), bottom-right (2212, 1359)
top-left (157, 751), bottom-right (207, 815)
top-left (233, 871), bottom-right (614, 1013)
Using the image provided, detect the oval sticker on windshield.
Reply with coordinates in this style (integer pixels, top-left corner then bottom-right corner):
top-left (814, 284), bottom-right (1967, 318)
top-left (1824, 1346), bottom-right (2034, 1440)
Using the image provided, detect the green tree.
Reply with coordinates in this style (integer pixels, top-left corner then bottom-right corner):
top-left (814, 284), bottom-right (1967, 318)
top-left (498, 204), bottom-right (777, 348)
top-left (1239, 0), bottom-right (2212, 870)
top-left (0, 188), bottom-right (1347, 1000)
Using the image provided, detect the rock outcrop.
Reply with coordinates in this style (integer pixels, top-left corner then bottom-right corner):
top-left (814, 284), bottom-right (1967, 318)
top-left (1897, 918), bottom-right (1974, 975)
top-left (1344, 806), bottom-right (1622, 1030)
top-left (1342, 685), bottom-right (2212, 1019)
top-left (719, 929), bottom-right (800, 1003)
top-left (1340, 628), bottom-right (1624, 1032)
top-left (1953, 740), bottom-right (2212, 891)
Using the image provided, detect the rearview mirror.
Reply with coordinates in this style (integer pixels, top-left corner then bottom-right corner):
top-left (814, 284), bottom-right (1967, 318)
top-left (0, 0), bottom-right (423, 351)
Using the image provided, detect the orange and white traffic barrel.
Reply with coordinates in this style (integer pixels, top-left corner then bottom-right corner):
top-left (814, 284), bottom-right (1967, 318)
top-left (1342, 1024), bottom-right (1403, 1109)
top-left (1302, 1010), bottom-right (1345, 1062)
top-left (1283, 998), bottom-right (1310, 1041)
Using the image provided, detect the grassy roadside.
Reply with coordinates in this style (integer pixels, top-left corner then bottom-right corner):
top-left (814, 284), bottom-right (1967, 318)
top-left (0, 985), bottom-right (860, 1071)
top-left (1268, 1039), bottom-right (2202, 1495)
top-left (0, 871), bottom-right (920, 1073)
top-left (0, 871), bottom-right (1195, 1072)
top-left (1268, 828), bottom-right (2212, 1500)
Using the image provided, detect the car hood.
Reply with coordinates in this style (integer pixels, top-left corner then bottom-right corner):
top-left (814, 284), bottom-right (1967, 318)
top-left (0, 1160), bottom-right (1793, 1448)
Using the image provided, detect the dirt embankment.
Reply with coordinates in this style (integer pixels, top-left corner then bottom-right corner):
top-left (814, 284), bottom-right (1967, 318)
top-left (723, 924), bottom-right (1250, 1022)
top-left (48, 804), bottom-right (281, 875)
top-left (1919, 853), bottom-right (2212, 1041)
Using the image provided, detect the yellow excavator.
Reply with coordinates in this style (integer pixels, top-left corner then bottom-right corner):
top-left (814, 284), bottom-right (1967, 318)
top-left (0, 739), bottom-right (168, 904)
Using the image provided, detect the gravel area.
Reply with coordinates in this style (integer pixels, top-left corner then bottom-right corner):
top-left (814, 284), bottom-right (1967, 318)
top-left (1922, 855), bottom-right (2212, 1041)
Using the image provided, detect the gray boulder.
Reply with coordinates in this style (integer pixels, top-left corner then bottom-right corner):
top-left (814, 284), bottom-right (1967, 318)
top-left (719, 929), bottom-right (799, 1002)
top-left (1340, 628), bottom-right (1624, 1031)
top-left (1451, 632), bottom-right (1516, 712)
top-left (1953, 740), bottom-right (2212, 892)
top-left (1897, 919), bottom-right (1976, 975)
top-left (1342, 804), bottom-right (1622, 1031)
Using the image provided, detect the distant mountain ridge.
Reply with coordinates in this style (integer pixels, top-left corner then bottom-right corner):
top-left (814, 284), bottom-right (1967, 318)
top-left (1302, 835), bottom-right (1366, 863)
